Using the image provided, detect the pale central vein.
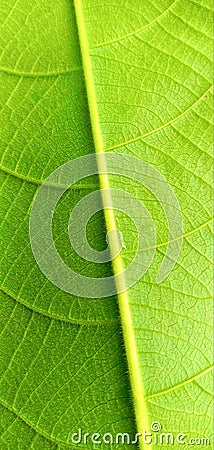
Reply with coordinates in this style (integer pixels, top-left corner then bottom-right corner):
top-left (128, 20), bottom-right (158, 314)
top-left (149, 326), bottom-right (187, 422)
top-left (73, 1), bottom-right (151, 449)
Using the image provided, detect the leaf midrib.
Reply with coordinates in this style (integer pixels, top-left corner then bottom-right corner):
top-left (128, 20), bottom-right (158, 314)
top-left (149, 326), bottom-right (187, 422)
top-left (73, 1), bottom-right (151, 449)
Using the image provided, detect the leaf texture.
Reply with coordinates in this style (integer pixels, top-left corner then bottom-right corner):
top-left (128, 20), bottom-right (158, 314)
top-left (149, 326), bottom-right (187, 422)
top-left (0, 1), bottom-right (213, 449)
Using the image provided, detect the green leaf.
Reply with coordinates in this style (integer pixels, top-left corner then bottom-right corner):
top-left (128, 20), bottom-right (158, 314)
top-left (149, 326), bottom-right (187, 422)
top-left (0, 1), bottom-right (213, 449)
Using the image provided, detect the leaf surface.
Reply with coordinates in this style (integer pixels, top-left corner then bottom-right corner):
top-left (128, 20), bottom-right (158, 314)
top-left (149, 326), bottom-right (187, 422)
top-left (0, 1), bottom-right (213, 449)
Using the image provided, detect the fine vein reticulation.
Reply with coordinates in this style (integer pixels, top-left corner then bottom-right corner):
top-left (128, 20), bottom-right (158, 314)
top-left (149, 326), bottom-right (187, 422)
top-left (0, 0), bottom-right (213, 449)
